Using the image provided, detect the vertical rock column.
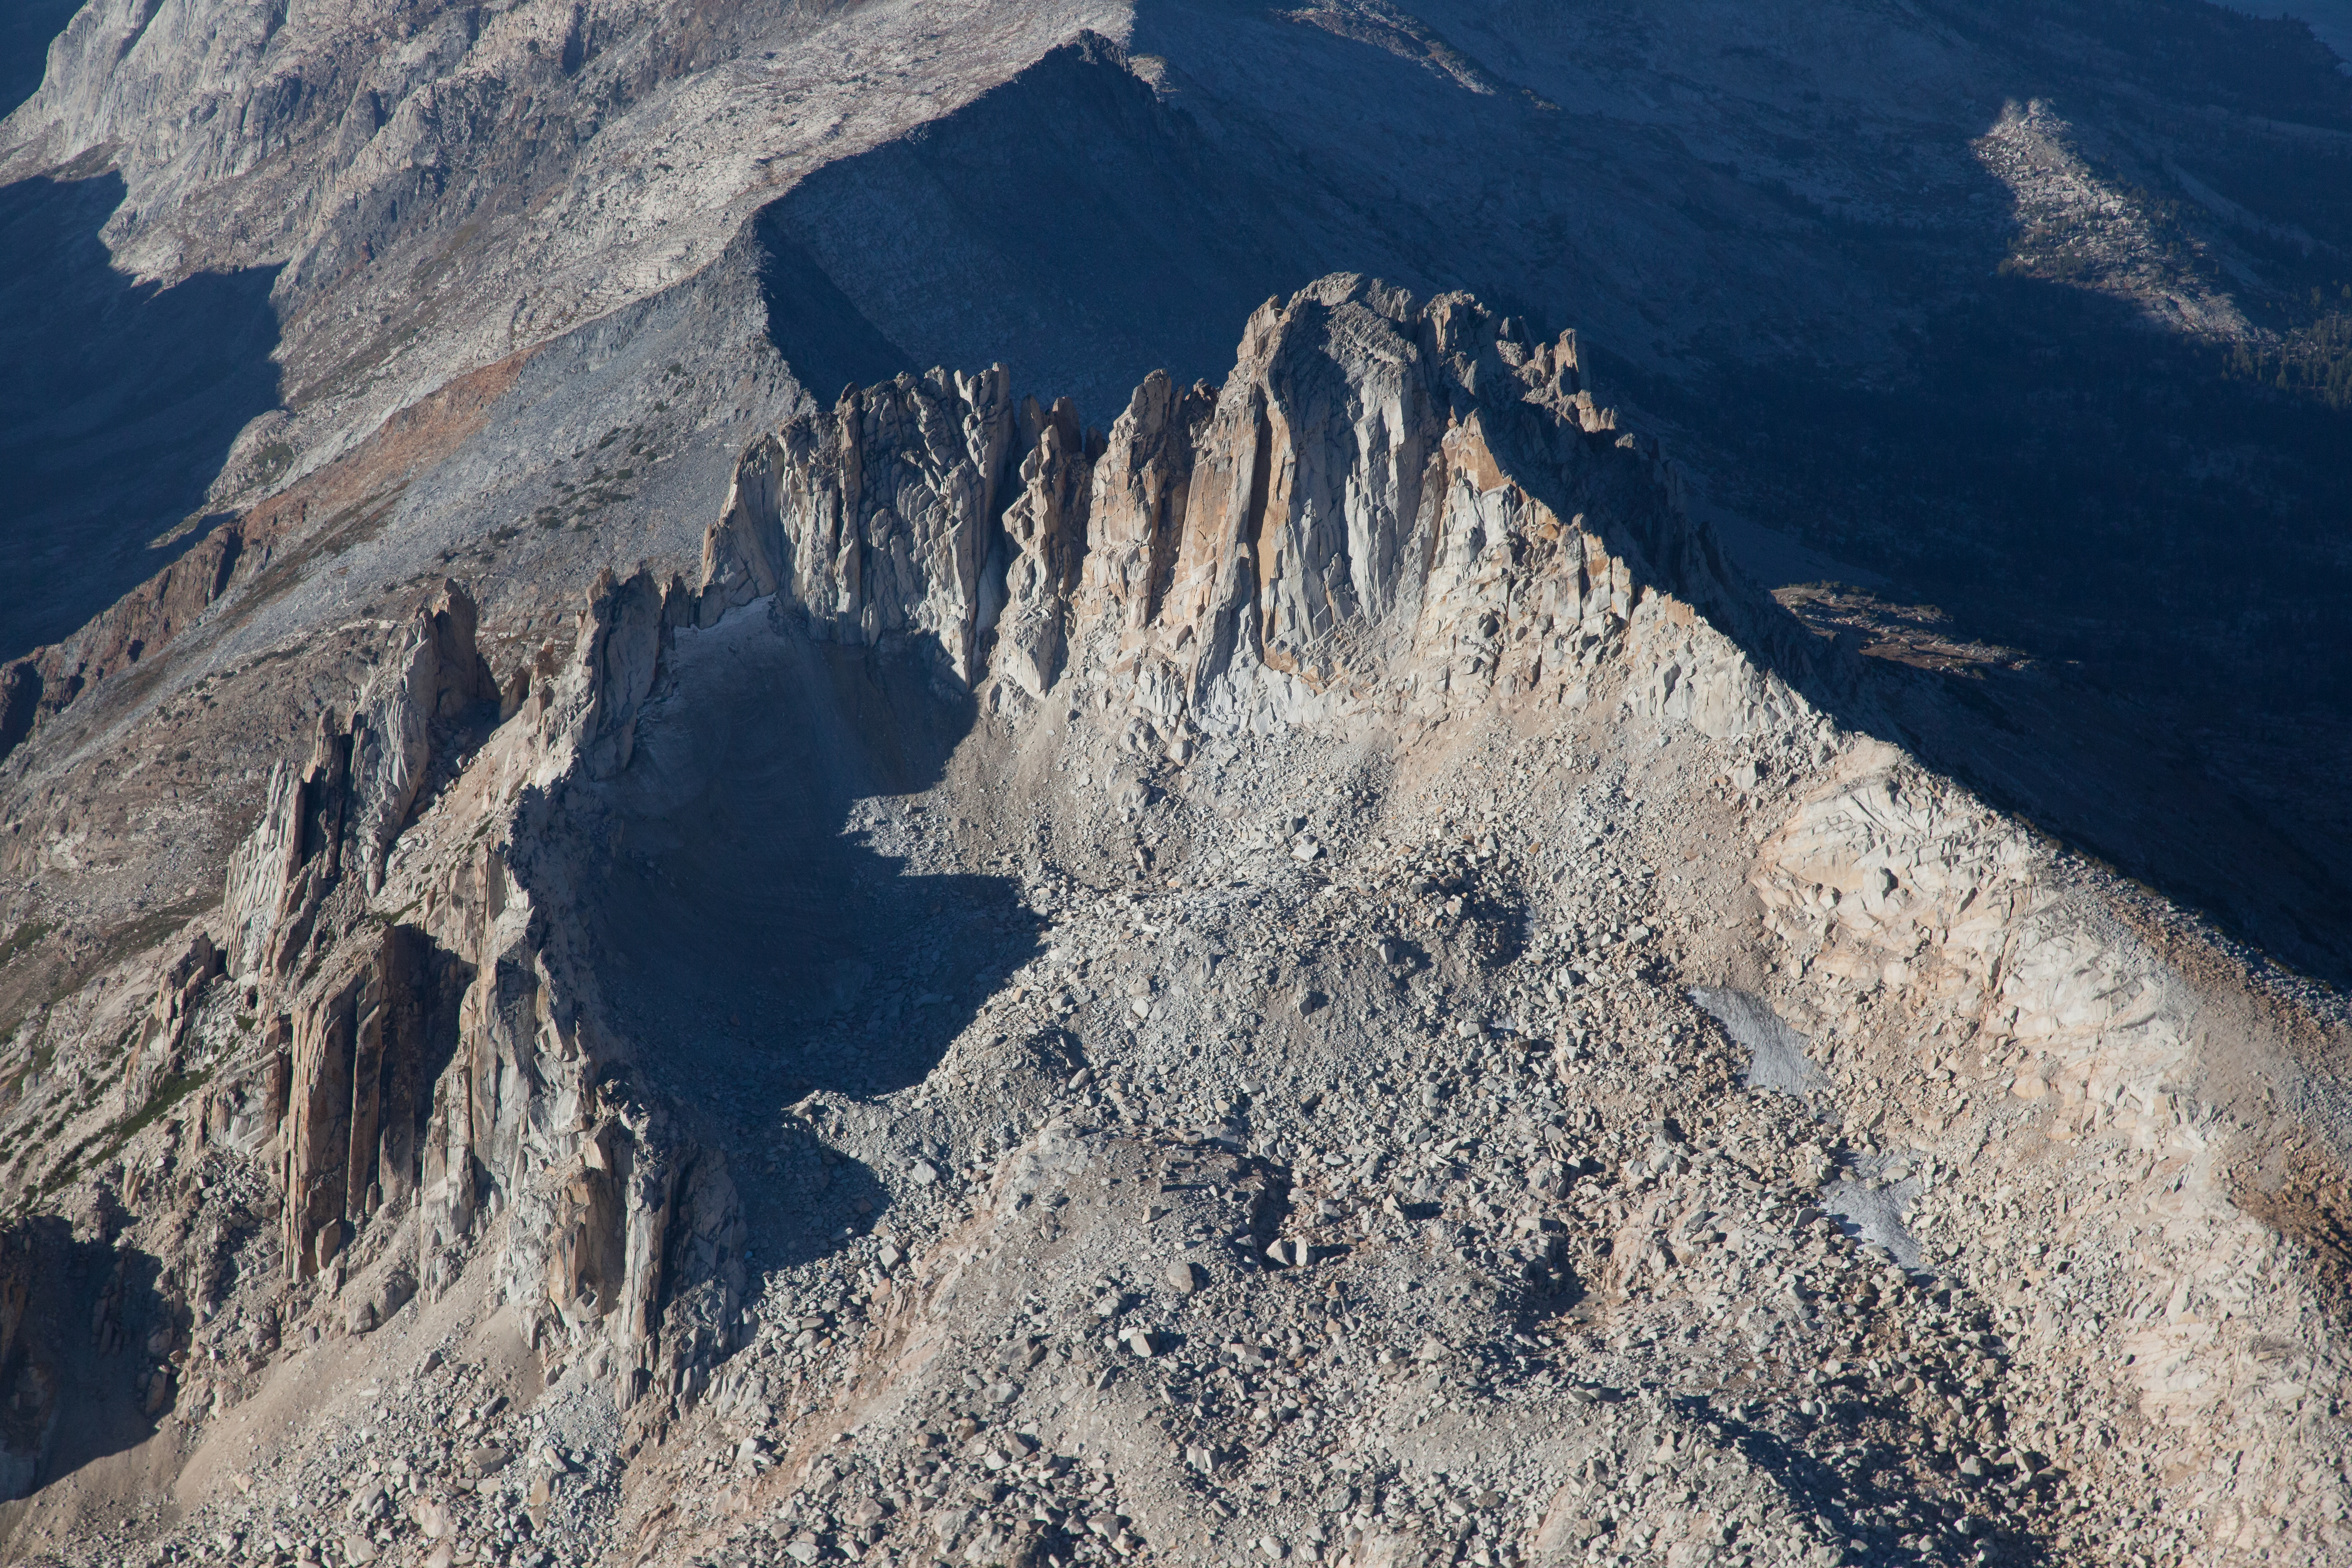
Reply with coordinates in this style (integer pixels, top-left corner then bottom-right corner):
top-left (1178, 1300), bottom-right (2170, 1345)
top-left (283, 968), bottom-right (357, 1281)
top-left (281, 926), bottom-right (433, 1281)
top-left (994, 395), bottom-right (1099, 699)
top-left (222, 711), bottom-right (351, 986)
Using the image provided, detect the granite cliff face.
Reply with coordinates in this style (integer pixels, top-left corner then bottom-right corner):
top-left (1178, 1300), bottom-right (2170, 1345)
top-left (696, 280), bottom-right (1791, 748)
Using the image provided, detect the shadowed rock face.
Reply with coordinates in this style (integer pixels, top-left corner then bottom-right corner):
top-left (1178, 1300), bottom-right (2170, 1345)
top-left (588, 625), bottom-right (1038, 1102)
top-left (279, 924), bottom-right (469, 1288)
top-left (0, 1217), bottom-right (176, 1504)
top-left (5, 8), bottom-right (2349, 980)
top-left (753, 28), bottom-right (1338, 420)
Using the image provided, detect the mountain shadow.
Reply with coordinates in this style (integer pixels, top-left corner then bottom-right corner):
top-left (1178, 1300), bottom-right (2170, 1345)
top-left (0, 0), bottom-right (76, 121)
top-left (1610, 177), bottom-right (2352, 988)
top-left (580, 615), bottom-right (1045, 1281)
top-left (0, 1215), bottom-right (173, 1524)
top-left (732, 11), bottom-right (2352, 985)
top-left (754, 30), bottom-right (1351, 423)
top-left (0, 170), bottom-right (282, 661)
top-left (749, 211), bottom-right (917, 405)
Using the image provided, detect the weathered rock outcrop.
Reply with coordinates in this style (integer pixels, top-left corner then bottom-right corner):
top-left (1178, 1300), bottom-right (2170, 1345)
top-left (697, 369), bottom-right (1016, 686)
top-left (530, 567), bottom-right (671, 783)
top-left (0, 522), bottom-right (245, 764)
top-left (14, 274), bottom-right (2351, 1568)
top-left (993, 395), bottom-right (1102, 699)
top-left (222, 581), bottom-right (496, 980)
top-left (206, 559), bottom-right (740, 1422)
top-left (688, 276), bottom-right (1810, 760)
top-left (346, 585), bottom-right (499, 895)
top-left (279, 924), bottom-right (459, 1283)
top-left (1738, 741), bottom-right (2352, 1555)
top-left (119, 931), bottom-right (225, 1114)
top-left (479, 573), bottom-right (745, 1414)
top-left (219, 709), bottom-right (351, 984)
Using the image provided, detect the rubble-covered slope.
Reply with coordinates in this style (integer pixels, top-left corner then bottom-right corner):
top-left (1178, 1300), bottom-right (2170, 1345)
top-left (0, 277), bottom-right (2347, 1568)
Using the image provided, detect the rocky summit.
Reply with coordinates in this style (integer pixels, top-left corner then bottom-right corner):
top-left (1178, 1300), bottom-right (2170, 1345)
top-left (3, 8), bottom-right (2352, 1568)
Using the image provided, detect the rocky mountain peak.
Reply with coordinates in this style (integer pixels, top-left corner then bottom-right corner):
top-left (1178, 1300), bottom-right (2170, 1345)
top-left (3, 271), bottom-right (2346, 1568)
top-left (3, 8), bottom-right (2352, 1568)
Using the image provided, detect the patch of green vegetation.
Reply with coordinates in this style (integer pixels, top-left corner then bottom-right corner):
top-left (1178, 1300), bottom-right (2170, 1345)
top-left (0, 921), bottom-right (54, 967)
top-left (2225, 309), bottom-right (2352, 411)
top-left (112, 1068), bottom-right (210, 1147)
top-left (99, 894), bottom-right (220, 969)
top-left (368, 896), bottom-right (426, 932)
top-left (36, 1064), bottom-right (216, 1197)
top-left (36, 1127), bottom-right (99, 1197)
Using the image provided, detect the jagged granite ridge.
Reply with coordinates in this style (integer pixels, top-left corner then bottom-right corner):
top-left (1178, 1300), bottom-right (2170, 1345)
top-left (0, 278), bottom-right (2344, 1568)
